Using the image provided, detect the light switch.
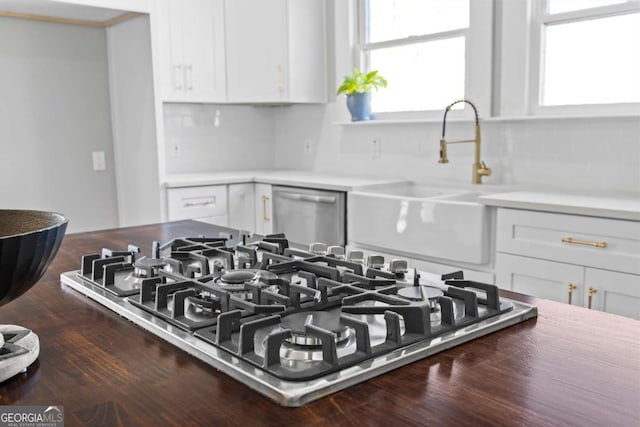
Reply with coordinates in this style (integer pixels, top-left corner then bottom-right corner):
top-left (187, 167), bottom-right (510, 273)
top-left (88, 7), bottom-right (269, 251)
top-left (92, 151), bottom-right (106, 171)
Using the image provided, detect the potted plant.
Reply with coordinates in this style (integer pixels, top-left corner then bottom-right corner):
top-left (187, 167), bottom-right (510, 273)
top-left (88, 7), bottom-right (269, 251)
top-left (337, 68), bottom-right (387, 121)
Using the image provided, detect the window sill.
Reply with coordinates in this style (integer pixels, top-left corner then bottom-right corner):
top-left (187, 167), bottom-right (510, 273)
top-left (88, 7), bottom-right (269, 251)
top-left (333, 112), bottom-right (639, 126)
top-left (332, 118), bottom-right (472, 126)
top-left (484, 112), bottom-right (640, 122)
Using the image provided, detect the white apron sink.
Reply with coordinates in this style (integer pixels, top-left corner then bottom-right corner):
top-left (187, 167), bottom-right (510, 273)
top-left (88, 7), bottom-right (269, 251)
top-left (348, 182), bottom-right (494, 264)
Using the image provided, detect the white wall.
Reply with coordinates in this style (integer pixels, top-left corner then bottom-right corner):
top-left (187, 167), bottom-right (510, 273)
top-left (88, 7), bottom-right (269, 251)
top-left (163, 104), bottom-right (276, 174)
top-left (107, 15), bottom-right (161, 227)
top-left (0, 17), bottom-right (119, 232)
top-left (271, 1), bottom-right (640, 195)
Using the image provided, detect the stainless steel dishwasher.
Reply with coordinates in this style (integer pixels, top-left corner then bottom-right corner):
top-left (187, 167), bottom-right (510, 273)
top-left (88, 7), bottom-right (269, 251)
top-left (272, 185), bottom-right (346, 246)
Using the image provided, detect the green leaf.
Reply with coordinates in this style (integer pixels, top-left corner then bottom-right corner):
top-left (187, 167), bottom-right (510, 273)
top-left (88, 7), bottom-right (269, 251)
top-left (337, 68), bottom-right (387, 94)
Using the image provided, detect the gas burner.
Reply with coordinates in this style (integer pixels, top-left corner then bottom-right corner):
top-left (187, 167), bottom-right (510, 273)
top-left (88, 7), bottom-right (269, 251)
top-left (219, 269), bottom-right (277, 285)
top-left (79, 246), bottom-right (174, 297)
top-left (185, 293), bottom-right (220, 316)
top-left (117, 257), bottom-right (172, 287)
top-left (135, 256), bottom-right (170, 274)
top-left (281, 311), bottom-right (351, 347)
top-left (397, 285), bottom-right (444, 310)
top-left (128, 279), bottom-right (228, 331)
top-left (212, 269), bottom-right (280, 300)
top-left (119, 271), bottom-right (148, 288)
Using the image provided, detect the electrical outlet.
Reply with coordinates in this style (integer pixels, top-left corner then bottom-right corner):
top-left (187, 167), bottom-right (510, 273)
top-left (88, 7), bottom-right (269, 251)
top-left (92, 151), bottom-right (106, 171)
top-left (372, 138), bottom-right (381, 159)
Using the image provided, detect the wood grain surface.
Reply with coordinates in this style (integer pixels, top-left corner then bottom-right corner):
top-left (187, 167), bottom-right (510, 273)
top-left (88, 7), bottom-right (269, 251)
top-left (0, 220), bottom-right (638, 426)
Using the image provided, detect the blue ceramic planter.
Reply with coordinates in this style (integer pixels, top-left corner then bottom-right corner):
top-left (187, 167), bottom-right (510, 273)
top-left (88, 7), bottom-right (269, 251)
top-left (346, 92), bottom-right (373, 121)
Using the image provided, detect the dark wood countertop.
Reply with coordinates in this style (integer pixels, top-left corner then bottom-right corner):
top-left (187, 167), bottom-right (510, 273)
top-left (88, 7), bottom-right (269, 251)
top-left (1, 221), bottom-right (638, 426)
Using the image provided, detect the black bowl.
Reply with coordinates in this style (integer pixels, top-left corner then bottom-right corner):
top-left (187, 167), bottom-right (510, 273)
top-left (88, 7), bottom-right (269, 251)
top-left (0, 210), bottom-right (68, 307)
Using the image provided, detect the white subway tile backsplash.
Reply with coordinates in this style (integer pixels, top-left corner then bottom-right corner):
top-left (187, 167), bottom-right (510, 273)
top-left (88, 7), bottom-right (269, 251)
top-left (164, 104), bottom-right (276, 174)
top-left (271, 103), bottom-right (639, 194)
top-left (163, 101), bottom-right (638, 195)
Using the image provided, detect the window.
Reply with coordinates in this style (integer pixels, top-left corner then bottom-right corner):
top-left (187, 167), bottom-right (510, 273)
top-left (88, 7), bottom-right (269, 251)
top-left (531, 0), bottom-right (640, 113)
top-left (357, 0), bottom-right (492, 117)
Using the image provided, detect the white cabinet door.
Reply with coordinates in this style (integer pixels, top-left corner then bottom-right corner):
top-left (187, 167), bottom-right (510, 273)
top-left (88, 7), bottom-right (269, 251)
top-left (156, 0), bottom-right (226, 102)
top-left (224, 0), bottom-right (287, 103)
top-left (155, 0), bottom-right (182, 99)
top-left (254, 183), bottom-right (273, 235)
top-left (496, 253), bottom-right (584, 305)
top-left (224, 0), bottom-right (326, 103)
top-left (181, 0), bottom-right (226, 102)
top-left (584, 268), bottom-right (640, 319)
top-left (228, 183), bottom-right (256, 231)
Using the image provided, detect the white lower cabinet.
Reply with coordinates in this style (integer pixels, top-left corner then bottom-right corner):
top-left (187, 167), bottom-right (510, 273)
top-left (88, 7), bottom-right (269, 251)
top-left (254, 183), bottom-right (273, 235)
top-left (228, 183), bottom-right (255, 231)
top-left (496, 253), bottom-right (584, 305)
top-left (584, 268), bottom-right (640, 319)
top-left (167, 185), bottom-right (228, 226)
top-left (495, 208), bottom-right (640, 319)
top-left (166, 182), bottom-right (274, 234)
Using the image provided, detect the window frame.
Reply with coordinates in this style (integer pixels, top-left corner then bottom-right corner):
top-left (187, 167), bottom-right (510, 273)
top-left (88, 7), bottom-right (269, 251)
top-left (529, 0), bottom-right (640, 116)
top-left (355, 0), bottom-right (494, 120)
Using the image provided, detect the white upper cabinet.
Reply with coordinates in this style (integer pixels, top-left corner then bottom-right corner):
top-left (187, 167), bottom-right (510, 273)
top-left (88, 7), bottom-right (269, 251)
top-left (224, 0), bottom-right (327, 103)
top-left (155, 0), bottom-right (226, 102)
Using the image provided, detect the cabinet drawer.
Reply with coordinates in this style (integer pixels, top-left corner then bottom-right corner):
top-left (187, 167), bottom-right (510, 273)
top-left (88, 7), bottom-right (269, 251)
top-left (167, 186), bottom-right (227, 220)
top-left (496, 253), bottom-right (584, 304)
top-left (497, 209), bottom-right (640, 274)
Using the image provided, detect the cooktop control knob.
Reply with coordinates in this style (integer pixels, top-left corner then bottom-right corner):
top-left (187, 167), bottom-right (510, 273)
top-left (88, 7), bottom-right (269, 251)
top-left (327, 246), bottom-right (345, 259)
top-left (367, 255), bottom-right (385, 269)
top-left (309, 242), bottom-right (327, 256)
top-left (389, 259), bottom-right (409, 275)
top-left (347, 250), bottom-right (365, 264)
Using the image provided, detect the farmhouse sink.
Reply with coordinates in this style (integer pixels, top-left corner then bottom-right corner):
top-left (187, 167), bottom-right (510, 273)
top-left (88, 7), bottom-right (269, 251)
top-left (361, 182), bottom-right (467, 199)
top-left (348, 182), bottom-right (492, 264)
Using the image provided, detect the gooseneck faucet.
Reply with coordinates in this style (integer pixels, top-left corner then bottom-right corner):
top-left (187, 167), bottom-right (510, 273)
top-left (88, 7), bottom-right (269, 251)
top-left (439, 99), bottom-right (492, 184)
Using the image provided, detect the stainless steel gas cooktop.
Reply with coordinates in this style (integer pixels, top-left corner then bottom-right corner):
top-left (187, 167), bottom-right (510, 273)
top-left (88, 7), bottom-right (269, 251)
top-left (60, 232), bottom-right (537, 407)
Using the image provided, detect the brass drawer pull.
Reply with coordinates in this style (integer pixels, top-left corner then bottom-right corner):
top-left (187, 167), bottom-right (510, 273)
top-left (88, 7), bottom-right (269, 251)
top-left (588, 287), bottom-right (597, 309)
top-left (262, 195), bottom-right (271, 221)
top-left (561, 237), bottom-right (607, 249)
top-left (568, 283), bottom-right (577, 305)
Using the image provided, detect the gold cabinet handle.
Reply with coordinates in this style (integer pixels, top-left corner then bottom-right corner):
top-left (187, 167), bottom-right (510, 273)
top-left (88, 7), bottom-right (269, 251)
top-left (588, 286), bottom-right (597, 309)
top-left (561, 237), bottom-right (607, 248)
top-left (262, 195), bottom-right (270, 221)
top-left (568, 283), bottom-right (577, 305)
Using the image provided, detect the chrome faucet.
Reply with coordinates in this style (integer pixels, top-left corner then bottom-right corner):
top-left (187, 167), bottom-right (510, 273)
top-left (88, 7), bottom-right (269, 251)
top-left (439, 99), bottom-right (492, 184)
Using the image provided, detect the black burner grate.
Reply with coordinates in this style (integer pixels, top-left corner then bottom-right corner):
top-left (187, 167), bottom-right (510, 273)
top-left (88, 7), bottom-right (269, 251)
top-left (75, 233), bottom-right (514, 381)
